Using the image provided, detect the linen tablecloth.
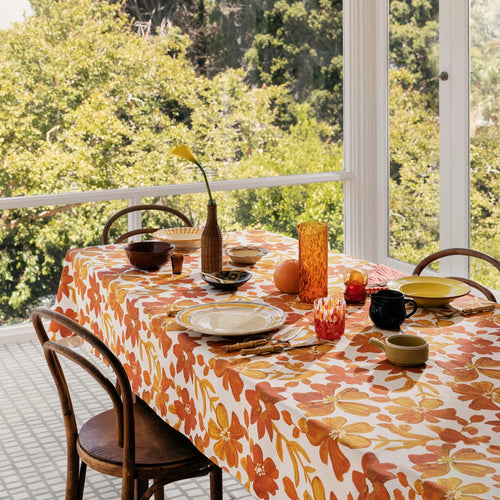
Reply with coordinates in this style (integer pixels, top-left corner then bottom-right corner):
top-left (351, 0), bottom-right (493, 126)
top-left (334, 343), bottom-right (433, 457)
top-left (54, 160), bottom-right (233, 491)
top-left (51, 230), bottom-right (500, 500)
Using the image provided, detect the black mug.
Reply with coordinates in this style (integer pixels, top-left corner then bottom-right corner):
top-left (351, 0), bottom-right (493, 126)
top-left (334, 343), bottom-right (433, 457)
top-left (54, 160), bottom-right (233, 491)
top-left (369, 290), bottom-right (418, 330)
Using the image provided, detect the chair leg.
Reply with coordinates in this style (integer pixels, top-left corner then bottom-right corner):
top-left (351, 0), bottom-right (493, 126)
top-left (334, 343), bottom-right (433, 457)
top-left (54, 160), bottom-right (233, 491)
top-left (65, 448), bottom-right (84, 500)
top-left (139, 479), bottom-right (165, 500)
top-left (135, 479), bottom-right (149, 500)
top-left (210, 465), bottom-right (223, 500)
top-left (154, 487), bottom-right (165, 500)
top-left (77, 462), bottom-right (87, 500)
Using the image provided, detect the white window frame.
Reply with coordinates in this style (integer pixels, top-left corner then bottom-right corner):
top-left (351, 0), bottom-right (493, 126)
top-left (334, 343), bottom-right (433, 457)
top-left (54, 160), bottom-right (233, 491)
top-left (345, 0), bottom-right (472, 278)
top-left (438, 0), bottom-right (470, 275)
top-left (344, 0), bottom-right (389, 265)
top-left (0, 1), bottom-right (485, 341)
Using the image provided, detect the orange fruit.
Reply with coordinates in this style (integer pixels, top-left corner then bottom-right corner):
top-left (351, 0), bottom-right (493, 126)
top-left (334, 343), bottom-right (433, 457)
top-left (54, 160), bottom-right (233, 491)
top-left (349, 270), bottom-right (365, 284)
top-left (273, 259), bottom-right (300, 294)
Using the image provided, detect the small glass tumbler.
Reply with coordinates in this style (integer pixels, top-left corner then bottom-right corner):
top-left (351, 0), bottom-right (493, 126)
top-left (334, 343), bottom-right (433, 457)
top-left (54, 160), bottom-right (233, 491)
top-left (171, 253), bottom-right (184, 274)
top-left (314, 296), bottom-right (346, 341)
top-left (344, 268), bottom-right (368, 304)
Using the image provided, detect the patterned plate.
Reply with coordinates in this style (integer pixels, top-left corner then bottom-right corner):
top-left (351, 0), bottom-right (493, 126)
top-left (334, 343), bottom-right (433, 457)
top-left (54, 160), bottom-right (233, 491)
top-left (176, 301), bottom-right (286, 336)
top-left (153, 227), bottom-right (203, 251)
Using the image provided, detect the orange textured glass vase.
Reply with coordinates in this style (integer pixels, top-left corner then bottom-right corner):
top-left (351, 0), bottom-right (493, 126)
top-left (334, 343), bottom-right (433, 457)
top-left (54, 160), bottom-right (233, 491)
top-left (298, 221), bottom-right (328, 303)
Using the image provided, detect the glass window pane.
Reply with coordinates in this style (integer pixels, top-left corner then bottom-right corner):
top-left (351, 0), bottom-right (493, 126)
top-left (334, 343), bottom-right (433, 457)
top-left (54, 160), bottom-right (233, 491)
top-left (1, 0), bottom-right (343, 197)
top-left (388, 0), bottom-right (440, 265)
top-left (470, 0), bottom-right (500, 290)
top-left (0, 181), bottom-right (343, 326)
top-left (1, 1), bottom-right (345, 326)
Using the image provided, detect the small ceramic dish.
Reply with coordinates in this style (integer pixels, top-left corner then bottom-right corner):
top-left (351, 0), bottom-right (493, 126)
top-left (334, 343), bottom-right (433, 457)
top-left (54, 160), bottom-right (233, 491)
top-left (152, 227), bottom-right (203, 251)
top-left (201, 270), bottom-right (252, 290)
top-left (227, 246), bottom-right (268, 265)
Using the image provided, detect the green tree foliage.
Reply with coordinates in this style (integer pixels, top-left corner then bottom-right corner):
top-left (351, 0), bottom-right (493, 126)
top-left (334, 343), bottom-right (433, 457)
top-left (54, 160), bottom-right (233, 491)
top-left (389, 69), bottom-right (439, 264)
top-left (389, 63), bottom-right (499, 290)
top-left (469, 0), bottom-right (500, 288)
top-left (243, 0), bottom-right (343, 131)
top-left (120, 0), bottom-right (344, 131)
top-left (0, 0), bottom-right (343, 323)
top-left (469, 0), bottom-right (500, 284)
top-left (1, 0), bottom-right (498, 324)
top-left (470, 0), bottom-right (500, 125)
top-left (389, 0), bottom-right (439, 85)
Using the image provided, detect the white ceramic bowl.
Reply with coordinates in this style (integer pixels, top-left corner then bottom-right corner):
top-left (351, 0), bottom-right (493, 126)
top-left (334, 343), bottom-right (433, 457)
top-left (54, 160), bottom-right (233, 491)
top-left (227, 246), bottom-right (268, 265)
top-left (152, 227), bottom-right (203, 251)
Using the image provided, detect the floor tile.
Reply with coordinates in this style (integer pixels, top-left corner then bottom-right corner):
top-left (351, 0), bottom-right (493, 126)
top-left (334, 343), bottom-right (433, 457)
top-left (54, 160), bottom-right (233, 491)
top-left (0, 341), bottom-right (257, 499)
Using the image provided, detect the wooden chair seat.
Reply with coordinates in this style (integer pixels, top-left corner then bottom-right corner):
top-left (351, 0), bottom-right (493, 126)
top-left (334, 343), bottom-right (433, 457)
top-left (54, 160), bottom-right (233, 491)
top-left (31, 307), bottom-right (223, 500)
top-left (77, 401), bottom-right (211, 477)
top-left (413, 247), bottom-right (500, 302)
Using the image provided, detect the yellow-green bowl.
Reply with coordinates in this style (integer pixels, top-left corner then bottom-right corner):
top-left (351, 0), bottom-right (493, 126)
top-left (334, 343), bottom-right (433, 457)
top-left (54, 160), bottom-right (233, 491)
top-left (387, 276), bottom-right (470, 307)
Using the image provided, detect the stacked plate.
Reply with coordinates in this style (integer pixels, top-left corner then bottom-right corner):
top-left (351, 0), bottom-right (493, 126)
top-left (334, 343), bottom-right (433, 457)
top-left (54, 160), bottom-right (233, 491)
top-left (176, 301), bottom-right (286, 336)
top-left (153, 227), bottom-right (203, 251)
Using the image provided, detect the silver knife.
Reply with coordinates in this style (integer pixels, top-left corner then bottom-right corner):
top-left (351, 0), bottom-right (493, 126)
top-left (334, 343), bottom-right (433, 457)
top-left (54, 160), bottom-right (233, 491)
top-left (241, 341), bottom-right (329, 356)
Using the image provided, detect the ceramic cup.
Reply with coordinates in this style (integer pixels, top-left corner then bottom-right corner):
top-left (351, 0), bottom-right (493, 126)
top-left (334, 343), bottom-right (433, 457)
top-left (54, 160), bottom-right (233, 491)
top-left (369, 334), bottom-right (429, 366)
top-left (369, 290), bottom-right (417, 330)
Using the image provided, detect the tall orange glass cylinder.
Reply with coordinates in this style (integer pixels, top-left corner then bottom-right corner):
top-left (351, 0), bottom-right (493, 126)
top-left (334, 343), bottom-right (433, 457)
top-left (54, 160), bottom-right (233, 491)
top-left (298, 222), bottom-right (328, 303)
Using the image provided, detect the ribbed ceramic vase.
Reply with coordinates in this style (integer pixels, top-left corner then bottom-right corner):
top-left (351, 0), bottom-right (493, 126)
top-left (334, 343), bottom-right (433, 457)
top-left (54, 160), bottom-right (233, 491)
top-left (201, 203), bottom-right (223, 273)
top-left (298, 221), bottom-right (328, 303)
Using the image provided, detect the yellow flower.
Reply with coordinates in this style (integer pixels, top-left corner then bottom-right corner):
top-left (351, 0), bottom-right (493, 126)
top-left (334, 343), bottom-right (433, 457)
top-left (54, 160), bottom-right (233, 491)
top-left (171, 145), bottom-right (215, 205)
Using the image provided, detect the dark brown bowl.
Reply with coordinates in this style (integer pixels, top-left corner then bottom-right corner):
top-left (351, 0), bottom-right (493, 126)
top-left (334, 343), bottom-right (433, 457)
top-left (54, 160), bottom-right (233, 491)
top-left (201, 270), bottom-right (252, 290)
top-left (125, 241), bottom-right (174, 271)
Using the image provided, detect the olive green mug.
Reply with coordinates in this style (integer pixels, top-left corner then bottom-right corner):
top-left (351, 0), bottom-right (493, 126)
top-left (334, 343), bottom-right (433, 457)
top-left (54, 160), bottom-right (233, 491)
top-left (369, 334), bottom-right (428, 366)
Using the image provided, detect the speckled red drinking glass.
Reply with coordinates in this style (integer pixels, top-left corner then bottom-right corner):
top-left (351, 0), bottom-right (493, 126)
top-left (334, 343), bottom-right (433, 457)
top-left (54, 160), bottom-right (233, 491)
top-left (314, 296), bottom-right (346, 341)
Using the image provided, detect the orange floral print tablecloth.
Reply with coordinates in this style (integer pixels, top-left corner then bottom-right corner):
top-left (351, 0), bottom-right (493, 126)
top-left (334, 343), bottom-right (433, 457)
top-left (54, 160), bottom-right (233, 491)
top-left (51, 230), bottom-right (500, 500)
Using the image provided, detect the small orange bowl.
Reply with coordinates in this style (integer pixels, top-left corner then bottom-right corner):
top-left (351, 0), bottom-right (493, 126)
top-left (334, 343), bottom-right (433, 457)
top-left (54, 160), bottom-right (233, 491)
top-left (125, 241), bottom-right (174, 271)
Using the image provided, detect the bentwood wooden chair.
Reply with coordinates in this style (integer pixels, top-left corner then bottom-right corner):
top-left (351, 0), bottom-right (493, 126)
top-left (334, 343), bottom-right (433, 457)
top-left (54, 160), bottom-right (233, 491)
top-left (31, 307), bottom-right (223, 500)
top-left (413, 248), bottom-right (500, 302)
top-left (102, 204), bottom-right (192, 244)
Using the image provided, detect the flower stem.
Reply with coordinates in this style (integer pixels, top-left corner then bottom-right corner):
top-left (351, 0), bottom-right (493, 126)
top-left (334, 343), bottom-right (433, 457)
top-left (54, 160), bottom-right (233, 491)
top-left (194, 160), bottom-right (215, 205)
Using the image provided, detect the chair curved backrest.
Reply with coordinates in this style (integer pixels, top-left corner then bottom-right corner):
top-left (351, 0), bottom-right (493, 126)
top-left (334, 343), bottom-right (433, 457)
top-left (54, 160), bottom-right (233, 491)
top-left (412, 248), bottom-right (500, 302)
top-left (102, 204), bottom-right (192, 244)
top-left (31, 307), bottom-right (137, 498)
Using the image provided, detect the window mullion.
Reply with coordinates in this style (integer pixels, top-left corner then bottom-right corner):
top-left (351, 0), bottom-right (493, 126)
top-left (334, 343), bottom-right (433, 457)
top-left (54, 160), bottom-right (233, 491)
top-left (344, 0), bottom-right (389, 263)
top-left (439, 0), bottom-right (470, 276)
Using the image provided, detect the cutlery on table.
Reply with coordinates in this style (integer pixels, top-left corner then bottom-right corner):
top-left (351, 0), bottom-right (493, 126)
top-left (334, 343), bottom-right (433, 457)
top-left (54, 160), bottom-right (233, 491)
top-left (435, 303), bottom-right (495, 319)
top-left (200, 272), bottom-right (235, 284)
top-left (224, 327), bottom-right (303, 353)
top-left (241, 341), bottom-right (329, 356)
top-left (166, 305), bottom-right (185, 317)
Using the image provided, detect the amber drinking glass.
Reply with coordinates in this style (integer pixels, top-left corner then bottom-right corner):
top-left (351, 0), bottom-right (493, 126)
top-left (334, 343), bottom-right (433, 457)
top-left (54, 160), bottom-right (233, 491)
top-left (298, 222), bottom-right (328, 303)
top-left (171, 253), bottom-right (184, 274)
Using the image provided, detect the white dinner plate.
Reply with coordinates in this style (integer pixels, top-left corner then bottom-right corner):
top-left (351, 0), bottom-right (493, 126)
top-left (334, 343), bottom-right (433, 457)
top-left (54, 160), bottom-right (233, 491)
top-left (176, 301), bottom-right (286, 336)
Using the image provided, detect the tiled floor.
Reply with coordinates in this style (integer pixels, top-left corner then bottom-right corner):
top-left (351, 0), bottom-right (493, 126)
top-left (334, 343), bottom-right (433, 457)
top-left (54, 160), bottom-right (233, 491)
top-left (0, 341), bottom-right (257, 499)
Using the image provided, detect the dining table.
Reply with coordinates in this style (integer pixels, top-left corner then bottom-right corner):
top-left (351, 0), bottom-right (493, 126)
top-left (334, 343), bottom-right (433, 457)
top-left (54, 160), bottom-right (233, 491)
top-left (50, 230), bottom-right (500, 500)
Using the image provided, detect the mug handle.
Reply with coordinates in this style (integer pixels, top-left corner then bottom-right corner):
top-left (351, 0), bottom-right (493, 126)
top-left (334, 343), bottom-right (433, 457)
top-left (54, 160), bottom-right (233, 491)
top-left (369, 338), bottom-right (386, 351)
top-left (404, 298), bottom-right (418, 318)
